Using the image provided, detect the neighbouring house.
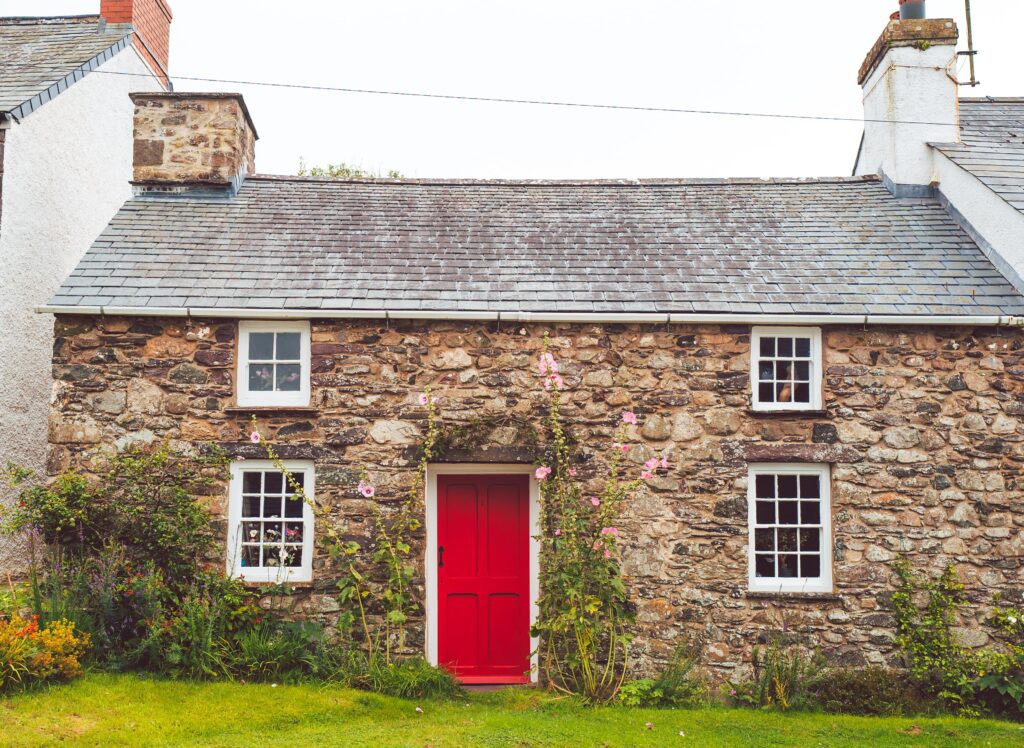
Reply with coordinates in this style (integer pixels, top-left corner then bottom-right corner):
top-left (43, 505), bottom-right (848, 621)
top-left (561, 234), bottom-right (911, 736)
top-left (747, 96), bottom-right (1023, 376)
top-left (0, 0), bottom-right (173, 575)
top-left (38, 13), bottom-right (1024, 682)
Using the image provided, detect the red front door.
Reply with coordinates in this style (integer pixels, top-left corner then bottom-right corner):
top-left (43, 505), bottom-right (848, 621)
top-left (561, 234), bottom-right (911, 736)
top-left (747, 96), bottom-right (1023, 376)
top-left (437, 473), bottom-right (531, 684)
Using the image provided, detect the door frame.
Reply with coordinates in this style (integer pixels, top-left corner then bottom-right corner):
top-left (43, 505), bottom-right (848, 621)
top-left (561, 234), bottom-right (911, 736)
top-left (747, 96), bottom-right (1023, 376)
top-left (425, 463), bottom-right (540, 683)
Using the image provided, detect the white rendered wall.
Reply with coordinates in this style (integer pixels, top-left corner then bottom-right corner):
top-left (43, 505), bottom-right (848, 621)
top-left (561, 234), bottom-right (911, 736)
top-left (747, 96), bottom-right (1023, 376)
top-left (0, 46), bottom-right (161, 573)
top-left (933, 149), bottom-right (1024, 291)
top-left (856, 41), bottom-right (959, 187)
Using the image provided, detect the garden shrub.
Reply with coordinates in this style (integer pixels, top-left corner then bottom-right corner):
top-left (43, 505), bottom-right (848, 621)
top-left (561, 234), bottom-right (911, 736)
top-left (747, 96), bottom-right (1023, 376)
top-left (618, 644), bottom-right (708, 707)
top-left (230, 621), bottom-right (320, 682)
top-left (806, 666), bottom-right (929, 716)
top-left (726, 643), bottom-right (824, 711)
top-left (0, 614), bottom-right (89, 693)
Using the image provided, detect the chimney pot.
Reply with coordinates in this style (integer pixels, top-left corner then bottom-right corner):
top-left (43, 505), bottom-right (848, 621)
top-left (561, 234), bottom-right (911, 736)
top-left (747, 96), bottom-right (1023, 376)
top-left (130, 92), bottom-right (258, 193)
top-left (899, 0), bottom-right (927, 21)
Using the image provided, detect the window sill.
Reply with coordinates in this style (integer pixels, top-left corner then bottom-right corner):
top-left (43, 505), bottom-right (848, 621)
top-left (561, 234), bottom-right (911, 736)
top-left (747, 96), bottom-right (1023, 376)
top-left (746, 409), bottom-right (829, 418)
top-left (225, 406), bottom-right (319, 415)
top-left (745, 591), bottom-right (841, 602)
top-left (238, 578), bottom-right (315, 590)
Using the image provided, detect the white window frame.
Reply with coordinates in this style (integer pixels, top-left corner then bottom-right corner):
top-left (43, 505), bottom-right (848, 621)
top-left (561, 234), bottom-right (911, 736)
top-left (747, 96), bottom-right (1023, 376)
top-left (750, 326), bottom-right (822, 412)
top-left (237, 320), bottom-right (311, 407)
top-left (227, 459), bottom-right (315, 584)
top-left (747, 463), bottom-right (832, 593)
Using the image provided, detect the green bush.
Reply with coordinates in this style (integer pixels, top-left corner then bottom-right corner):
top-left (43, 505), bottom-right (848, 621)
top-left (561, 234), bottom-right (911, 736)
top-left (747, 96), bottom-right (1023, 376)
top-left (618, 644), bottom-right (707, 707)
top-left (231, 621), bottom-right (320, 682)
top-left (807, 666), bottom-right (929, 716)
top-left (726, 643), bottom-right (824, 711)
top-left (362, 656), bottom-right (462, 699)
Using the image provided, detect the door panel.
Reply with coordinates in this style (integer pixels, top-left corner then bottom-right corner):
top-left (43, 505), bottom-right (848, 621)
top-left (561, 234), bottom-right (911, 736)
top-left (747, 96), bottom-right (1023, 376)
top-left (437, 474), bottom-right (530, 683)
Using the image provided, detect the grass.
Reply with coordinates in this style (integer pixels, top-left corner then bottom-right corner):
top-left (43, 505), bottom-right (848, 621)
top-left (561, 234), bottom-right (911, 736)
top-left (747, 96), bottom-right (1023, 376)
top-left (2, 674), bottom-right (1022, 747)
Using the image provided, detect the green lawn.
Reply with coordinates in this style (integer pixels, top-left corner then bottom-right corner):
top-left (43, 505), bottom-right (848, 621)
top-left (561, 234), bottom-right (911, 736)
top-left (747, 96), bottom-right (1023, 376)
top-left (2, 675), bottom-right (1021, 747)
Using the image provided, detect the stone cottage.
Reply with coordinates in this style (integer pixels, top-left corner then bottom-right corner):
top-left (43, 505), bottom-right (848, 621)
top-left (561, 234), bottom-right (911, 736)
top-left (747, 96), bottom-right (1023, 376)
top-left (0, 0), bottom-right (173, 575)
top-left (37, 14), bottom-right (1024, 681)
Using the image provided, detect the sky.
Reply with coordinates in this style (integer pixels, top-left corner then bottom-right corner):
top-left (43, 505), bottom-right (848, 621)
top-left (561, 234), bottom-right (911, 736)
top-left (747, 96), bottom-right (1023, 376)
top-left (3, 0), bottom-right (1021, 178)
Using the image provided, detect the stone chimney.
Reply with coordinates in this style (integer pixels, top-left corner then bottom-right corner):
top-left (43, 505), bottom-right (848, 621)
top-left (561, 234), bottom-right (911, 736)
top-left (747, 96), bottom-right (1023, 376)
top-left (130, 92), bottom-right (258, 194)
top-left (100, 0), bottom-right (173, 87)
top-left (854, 16), bottom-right (960, 194)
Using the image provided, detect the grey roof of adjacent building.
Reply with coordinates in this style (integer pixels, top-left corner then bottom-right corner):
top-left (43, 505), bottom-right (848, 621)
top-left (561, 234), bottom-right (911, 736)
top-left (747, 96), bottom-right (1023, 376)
top-left (48, 174), bottom-right (1024, 317)
top-left (933, 98), bottom-right (1024, 214)
top-left (0, 15), bottom-right (132, 121)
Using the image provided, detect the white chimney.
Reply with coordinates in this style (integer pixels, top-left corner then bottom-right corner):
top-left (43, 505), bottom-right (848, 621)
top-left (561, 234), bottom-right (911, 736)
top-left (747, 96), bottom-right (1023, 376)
top-left (854, 17), bottom-right (960, 195)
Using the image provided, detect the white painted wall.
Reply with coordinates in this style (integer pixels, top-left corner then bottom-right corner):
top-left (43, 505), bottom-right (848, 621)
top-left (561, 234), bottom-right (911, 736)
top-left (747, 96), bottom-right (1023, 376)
top-left (0, 45), bottom-right (162, 573)
top-left (856, 39), bottom-right (959, 187)
top-left (933, 149), bottom-right (1024, 291)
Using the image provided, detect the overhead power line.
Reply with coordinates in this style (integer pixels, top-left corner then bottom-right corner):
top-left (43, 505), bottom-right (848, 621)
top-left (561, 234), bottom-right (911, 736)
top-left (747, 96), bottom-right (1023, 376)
top-left (24, 66), bottom-right (963, 128)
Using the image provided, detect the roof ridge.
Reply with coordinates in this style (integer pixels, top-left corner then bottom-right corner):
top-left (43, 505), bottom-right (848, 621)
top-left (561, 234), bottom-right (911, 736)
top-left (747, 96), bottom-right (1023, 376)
top-left (247, 174), bottom-right (883, 187)
top-left (0, 15), bottom-right (102, 25)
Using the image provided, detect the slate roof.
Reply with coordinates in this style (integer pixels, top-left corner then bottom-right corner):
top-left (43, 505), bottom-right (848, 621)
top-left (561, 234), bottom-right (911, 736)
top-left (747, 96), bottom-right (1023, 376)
top-left (47, 175), bottom-right (1024, 317)
top-left (0, 15), bottom-right (131, 120)
top-left (933, 98), bottom-right (1024, 214)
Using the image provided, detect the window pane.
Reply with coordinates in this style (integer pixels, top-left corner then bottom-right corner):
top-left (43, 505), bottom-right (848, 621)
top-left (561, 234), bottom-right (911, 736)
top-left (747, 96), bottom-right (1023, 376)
top-left (775, 382), bottom-right (792, 402)
top-left (755, 554), bottom-right (775, 578)
top-left (795, 338), bottom-right (811, 357)
top-left (264, 545), bottom-right (282, 567)
top-left (793, 383), bottom-right (810, 403)
top-left (778, 528), bottom-right (798, 552)
top-left (283, 545), bottom-right (303, 568)
top-left (285, 495), bottom-right (304, 518)
top-left (758, 363), bottom-right (774, 381)
top-left (263, 523), bottom-right (283, 543)
top-left (778, 501), bottom-right (799, 524)
top-left (755, 528), bottom-right (774, 551)
top-left (242, 472), bottom-right (262, 494)
top-left (264, 473), bottom-right (284, 494)
top-left (799, 475), bottom-right (820, 498)
top-left (285, 522), bottom-right (304, 543)
top-left (755, 501), bottom-right (775, 524)
top-left (775, 361), bottom-right (792, 380)
top-left (758, 383), bottom-right (775, 402)
top-left (778, 554), bottom-right (798, 577)
top-left (262, 495), bottom-right (282, 518)
top-left (755, 475), bottom-right (775, 499)
top-left (242, 522), bottom-right (260, 543)
top-left (760, 337), bottom-right (775, 357)
top-left (276, 332), bottom-right (301, 360)
top-left (801, 554), bottom-right (821, 578)
top-left (240, 545), bottom-right (260, 568)
top-left (249, 364), bottom-right (273, 391)
top-left (777, 338), bottom-right (793, 357)
top-left (799, 528), bottom-right (820, 552)
top-left (801, 500), bottom-right (821, 525)
top-left (291, 473), bottom-right (305, 489)
top-left (242, 496), bottom-right (261, 517)
top-left (794, 361), bottom-right (810, 381)
top-left (249, 332), bottom-right (274, 360)
top-left (276, 363), bottom-right (302, 391)
top-left (778, 475), bottom-right (798, 498)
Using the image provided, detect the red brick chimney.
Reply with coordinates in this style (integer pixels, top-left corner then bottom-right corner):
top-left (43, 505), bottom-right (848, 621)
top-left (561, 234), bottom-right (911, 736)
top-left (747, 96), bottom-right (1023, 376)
top-left (100, 0), bottom-right (173, 87)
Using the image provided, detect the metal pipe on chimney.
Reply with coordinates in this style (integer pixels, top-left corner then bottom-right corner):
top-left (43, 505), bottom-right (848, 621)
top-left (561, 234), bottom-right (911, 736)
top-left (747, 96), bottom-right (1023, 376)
top-left (899, 0), bottom-right (926, 20)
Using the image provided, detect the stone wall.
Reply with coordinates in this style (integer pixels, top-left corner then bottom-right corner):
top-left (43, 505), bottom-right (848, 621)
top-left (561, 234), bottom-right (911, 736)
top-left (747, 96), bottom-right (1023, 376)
top-left (47, 315), bottom-right (1024, 674)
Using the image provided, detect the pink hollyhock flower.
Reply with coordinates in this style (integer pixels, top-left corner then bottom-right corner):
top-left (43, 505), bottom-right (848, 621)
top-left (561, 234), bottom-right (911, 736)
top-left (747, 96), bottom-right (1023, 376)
top-left (660, 456), bottom-right (669, 469)
top-left (604, 549), bottom-right (611, 559)
top-left (641, 470), bottom-right (654, 480)
top-left (619, 444), bottom-right (631, 453)
top-left (554, 528), bottom-right (561, 536)
top-left (644, 457), bottom-right (660, 470)
top-left (534, 466), bottom-right (552, 481)
top-left (358, 480), bottom-right (375, 498)
top-left (729, 689), bottom-right (737, 696)
top-left (568, 467), bottom-right (578, 477)
top-left (600, 527), bottom-right (618, 536)
top-left (592, 540), bottom-right (601, 550)
top-left (590, 497), bottom-right (600, 506)
top-left (622, 411), bottom-right (637, 425)
top-left (249, 431), bottom-right (261, 444)
top-left (418, 393), bottom-right (429, 405)
top-left (538, 352), bottom-right (558, 376)
top-left (548, 373), bottom-right (564, 389)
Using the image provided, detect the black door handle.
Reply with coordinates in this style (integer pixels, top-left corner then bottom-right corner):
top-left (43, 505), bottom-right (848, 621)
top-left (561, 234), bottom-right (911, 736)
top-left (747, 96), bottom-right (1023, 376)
top-left (438, 545), bottom-right (444, 568)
